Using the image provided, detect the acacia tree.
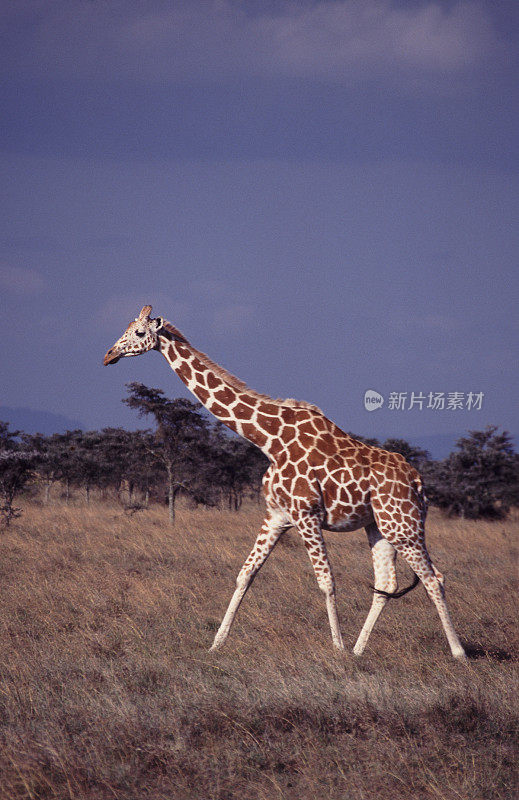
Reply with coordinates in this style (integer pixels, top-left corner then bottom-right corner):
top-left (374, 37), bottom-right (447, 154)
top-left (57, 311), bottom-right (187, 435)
top-left (22, 432), bottom-right (67, 504)
top-left (68, 431), bottom-right (112, 503)
top-left (55, 430), bottom-right (84, 504)
top-left (95, 428), bottom-right (160, 507)
top-left (0, 421), bottom-right (39, 525)
top-left (381, 438), bottom-right (431, 469)
top-left (206, 424), bottom-right (268, 510)
top-left (123, 383), bottom-right (210, 524)
top-left (423, 426), bottom-right (518, 519)
top-left (118, 429), bottom-right (160, 508)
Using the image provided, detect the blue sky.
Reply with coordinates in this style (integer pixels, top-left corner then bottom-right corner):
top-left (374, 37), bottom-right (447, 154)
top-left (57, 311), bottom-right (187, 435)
top-left (1, 0), bottom-right (517, 452)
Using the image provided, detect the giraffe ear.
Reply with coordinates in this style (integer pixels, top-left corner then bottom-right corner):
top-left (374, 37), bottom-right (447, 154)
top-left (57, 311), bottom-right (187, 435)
top-left (138, 305), bottom-right (152, 320)
top-left (151, 316), bottom-right (163, 332)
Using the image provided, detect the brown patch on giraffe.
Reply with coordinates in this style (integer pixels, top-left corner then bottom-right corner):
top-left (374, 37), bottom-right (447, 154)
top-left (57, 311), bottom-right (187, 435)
top-left (238, 394), bottom-right (257, 407)
top-left (275, 450), bottom-right (289, 468)
top-left (282, 476), bottom-right (294, 490)
top-left (176, 361), bottom-right (192, 382)
top-left (214, 387), bottom-right (237, 405)
top-left (191, 357), bottom-right (207, 372)
top-left (208, 402), bottom-right (230, 418)
top-left (241, 424), bottom-right (268, 448)
top-left (282, 408), bottom-right (297, 425)
top-left (337, 487), bottom-right (351, 503)
top-left (313, 416), bottom-right (328, 432)
top-left (293, 476), bottom-right (312, 497)
top-left (194, 372), bottom-right (207, 386)
top-left (233, 403), bottom-right (254, 420)
top-left (349, 487), bottom-right (364, 505)
top-left (282, 462), bottom-right (297, 480)
top-left (299, 433), bottom-right (315, 449)
top-left (258, 402), bottom-right (280, 416)
top-left (281, 425), bottom-right (297, 443)
top-left (257, 414), bottom-right (282, 435)
top-left (299, 420), bottom-right (318, 436)
top-left (393, 482), bottom-right (410, 500)
top-left (196, 386), bottom-right (210, 404)
top-left (176, 344), bottom-right (192, 359)
top-left (207, 373), bottom-right (221, 390)
top-left (315, 434), bottom-right (336, 456)
top-left (287, 441), bottom-right (306, 461)
top-left (269, 439), bottom-right (284, 457)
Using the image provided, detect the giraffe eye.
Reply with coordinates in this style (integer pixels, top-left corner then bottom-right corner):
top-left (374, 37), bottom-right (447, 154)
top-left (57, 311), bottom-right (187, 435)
top-left (135, 330), bottom-right (145, 338)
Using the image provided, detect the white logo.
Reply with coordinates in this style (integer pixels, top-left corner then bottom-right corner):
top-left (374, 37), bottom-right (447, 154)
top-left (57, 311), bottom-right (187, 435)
top-left (364, 389), bottom-right (384, 411)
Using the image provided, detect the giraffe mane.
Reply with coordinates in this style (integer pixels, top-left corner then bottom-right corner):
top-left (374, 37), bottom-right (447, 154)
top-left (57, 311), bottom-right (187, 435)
top-left (161, 320), bottom-right (323, 414)
top-left (161, 320), bottom-right (189, 344)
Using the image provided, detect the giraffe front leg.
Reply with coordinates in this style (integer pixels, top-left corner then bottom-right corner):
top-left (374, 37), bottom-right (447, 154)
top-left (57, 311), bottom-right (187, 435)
top-left (353, 523), bottom-right (397, 656)
top-left (209, 510), bottom-right (290, 651)
top-left (297, 516), bottom-right (344, 651)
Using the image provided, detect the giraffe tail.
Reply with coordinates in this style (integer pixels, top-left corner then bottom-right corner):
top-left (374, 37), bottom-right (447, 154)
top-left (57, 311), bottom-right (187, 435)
top-left (412, 473), bottom-right (428, 508)
top-left (370, 572), bottom-right (420, 599)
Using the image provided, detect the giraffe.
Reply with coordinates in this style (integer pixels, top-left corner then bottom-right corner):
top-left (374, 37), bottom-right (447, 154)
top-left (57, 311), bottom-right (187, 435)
top-left (103, 305), bottom-right (467, 660)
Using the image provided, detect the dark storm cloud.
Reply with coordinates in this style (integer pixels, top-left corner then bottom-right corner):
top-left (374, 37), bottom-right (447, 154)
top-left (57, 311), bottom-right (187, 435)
top-left (1, 1), bottom-right (517, 440)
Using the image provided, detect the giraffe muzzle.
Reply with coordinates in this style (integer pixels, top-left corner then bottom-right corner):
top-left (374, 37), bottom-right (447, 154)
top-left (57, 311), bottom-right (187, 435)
top-left (103, 347), bottom-right (121, 365)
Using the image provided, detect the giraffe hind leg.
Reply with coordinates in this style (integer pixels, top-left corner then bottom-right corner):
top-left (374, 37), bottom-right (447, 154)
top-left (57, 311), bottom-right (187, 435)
top-left (371, 571), bottom-right (419, 599)
top-left (371, 496), bottom-right (466, 660)
top-left (353, 523), bottom-right (397, 656)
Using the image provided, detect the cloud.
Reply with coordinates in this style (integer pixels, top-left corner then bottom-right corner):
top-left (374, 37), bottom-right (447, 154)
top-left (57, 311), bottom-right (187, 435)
top-left (3, 1), bottom-right (504, 87)
top-left (0, 265), bottom-right (45, 294)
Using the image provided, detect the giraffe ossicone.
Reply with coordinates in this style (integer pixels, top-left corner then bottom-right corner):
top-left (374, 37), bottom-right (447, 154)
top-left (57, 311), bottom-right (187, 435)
top-left (103, 305), bottom-right (467, 660)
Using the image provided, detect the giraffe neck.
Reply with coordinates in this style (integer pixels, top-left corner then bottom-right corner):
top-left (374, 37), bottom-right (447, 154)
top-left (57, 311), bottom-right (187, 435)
top-left (158, 333), bottom-right (281, 456)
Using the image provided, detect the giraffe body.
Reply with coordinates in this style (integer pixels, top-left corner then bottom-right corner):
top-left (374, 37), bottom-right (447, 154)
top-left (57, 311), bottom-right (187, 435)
top-left (104, 306), bottom-right (466, 660)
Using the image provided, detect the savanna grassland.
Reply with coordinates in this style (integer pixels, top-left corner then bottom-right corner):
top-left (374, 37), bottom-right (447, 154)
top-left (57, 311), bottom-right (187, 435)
top-left (0, 498), bottom-right (517, 800)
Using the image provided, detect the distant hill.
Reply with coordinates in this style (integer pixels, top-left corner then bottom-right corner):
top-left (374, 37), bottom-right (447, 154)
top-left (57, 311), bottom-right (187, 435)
top-left (0, 407), bottom-right (84, 435)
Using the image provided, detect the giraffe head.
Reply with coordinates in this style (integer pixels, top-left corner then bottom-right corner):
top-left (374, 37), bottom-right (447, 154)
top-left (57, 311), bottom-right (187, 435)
top-left (103, 305), bottom-right (163, 365)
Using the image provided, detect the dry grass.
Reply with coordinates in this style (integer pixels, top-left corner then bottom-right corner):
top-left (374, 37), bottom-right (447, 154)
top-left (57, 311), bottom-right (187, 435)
top-left (0, 498), bottom-right (517, 799)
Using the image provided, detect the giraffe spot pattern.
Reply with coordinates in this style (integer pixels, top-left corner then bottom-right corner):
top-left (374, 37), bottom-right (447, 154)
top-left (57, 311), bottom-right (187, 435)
top-left (234, 403), bottom-right (254, 420)
top-left (214, 387), bottom-right (236, 405)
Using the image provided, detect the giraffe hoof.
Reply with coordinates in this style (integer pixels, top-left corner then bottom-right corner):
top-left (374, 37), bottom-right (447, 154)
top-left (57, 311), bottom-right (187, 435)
top-left (453, 649), bottom-right (468, 662)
